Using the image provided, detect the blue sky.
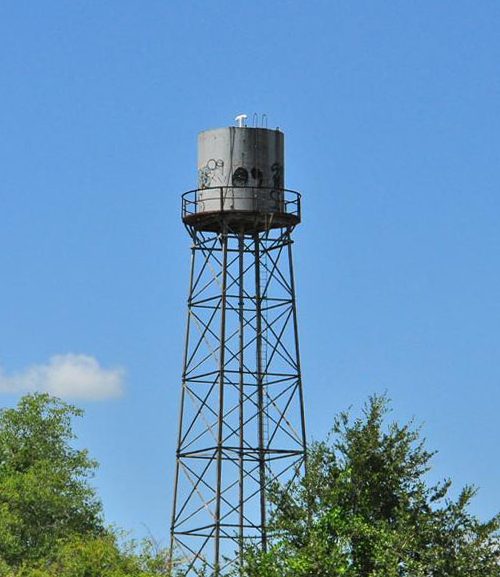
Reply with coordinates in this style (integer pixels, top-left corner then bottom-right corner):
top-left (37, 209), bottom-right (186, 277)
top-left (1, 0), bottom-right (499, 542)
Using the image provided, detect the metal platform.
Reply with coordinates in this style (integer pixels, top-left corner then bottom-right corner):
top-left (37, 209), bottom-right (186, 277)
top-left (182, 187), bottom-right (301, 233)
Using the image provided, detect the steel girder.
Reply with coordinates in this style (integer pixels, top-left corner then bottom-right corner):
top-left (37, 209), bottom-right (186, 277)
top-left (170, 223), bottom-right (307, 576)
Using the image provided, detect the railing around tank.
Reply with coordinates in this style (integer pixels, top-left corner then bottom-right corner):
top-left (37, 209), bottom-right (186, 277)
top-left (181, 186), bottom-right (301, 222)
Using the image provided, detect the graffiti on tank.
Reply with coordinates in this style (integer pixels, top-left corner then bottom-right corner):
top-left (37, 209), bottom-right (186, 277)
top-left (199, 158), bottom-right (225, 188)
top-left (231, 167), bottom-right (249, 187)
top-left (230, 164), bottom-right (282, 188)
top-left (251, 167), bottom-right (264, 187)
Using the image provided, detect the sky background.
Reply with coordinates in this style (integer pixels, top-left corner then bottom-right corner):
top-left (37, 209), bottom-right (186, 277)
top-left (1, 0), bottom-right (499, 544)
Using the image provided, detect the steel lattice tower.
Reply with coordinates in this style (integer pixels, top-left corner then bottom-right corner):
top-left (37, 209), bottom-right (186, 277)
top-left (170, 120), bottom-right (307, 576)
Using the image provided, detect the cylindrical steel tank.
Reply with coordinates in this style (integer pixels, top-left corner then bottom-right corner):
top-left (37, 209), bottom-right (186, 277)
top-left (197, 126), bottom-right (284, 215)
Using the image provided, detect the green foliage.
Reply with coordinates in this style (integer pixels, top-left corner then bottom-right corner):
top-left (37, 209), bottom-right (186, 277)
top-left (2, 392), bottom-right (498, 576)
top-left (242, 395), bottom-right (500, 577)
top-left (0, 394), bottom-right (171, 576)
top-left (0, 394), bottom-right (104, 567)
top-left (12, 534), bottom-right (171, 577)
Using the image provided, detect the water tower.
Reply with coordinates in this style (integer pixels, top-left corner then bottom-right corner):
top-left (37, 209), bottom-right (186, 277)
top-left (169, 115), bottom-right (307, 576)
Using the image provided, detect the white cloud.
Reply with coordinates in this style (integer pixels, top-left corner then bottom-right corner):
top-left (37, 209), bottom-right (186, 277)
top-left (0, 354), bottom-right (124, 400)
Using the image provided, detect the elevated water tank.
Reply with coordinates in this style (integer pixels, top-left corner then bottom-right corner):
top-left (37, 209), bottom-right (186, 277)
top-left (199, 126), bottom-right (283, 197)
top-left (182, 124), bottom-right (300, 232)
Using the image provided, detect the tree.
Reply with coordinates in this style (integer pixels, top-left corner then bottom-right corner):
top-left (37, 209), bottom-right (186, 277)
top-left (0, 393), bottom-right (104, 567)
top-left (0, 393), bottom-right (172, 576)
top-left (242, 395), bottom-right (500, 577)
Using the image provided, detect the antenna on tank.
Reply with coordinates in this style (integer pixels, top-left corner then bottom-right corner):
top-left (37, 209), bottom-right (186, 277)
top-left (235, 113), bottom-right (248, 127)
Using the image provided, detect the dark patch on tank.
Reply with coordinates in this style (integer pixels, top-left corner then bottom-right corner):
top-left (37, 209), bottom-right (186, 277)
top-left (251, 167), bottom-right (264, 187)
top-left (271, 162), bottom-right (283, 188)
top-left (232, 167), bottom-right (249, 187)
